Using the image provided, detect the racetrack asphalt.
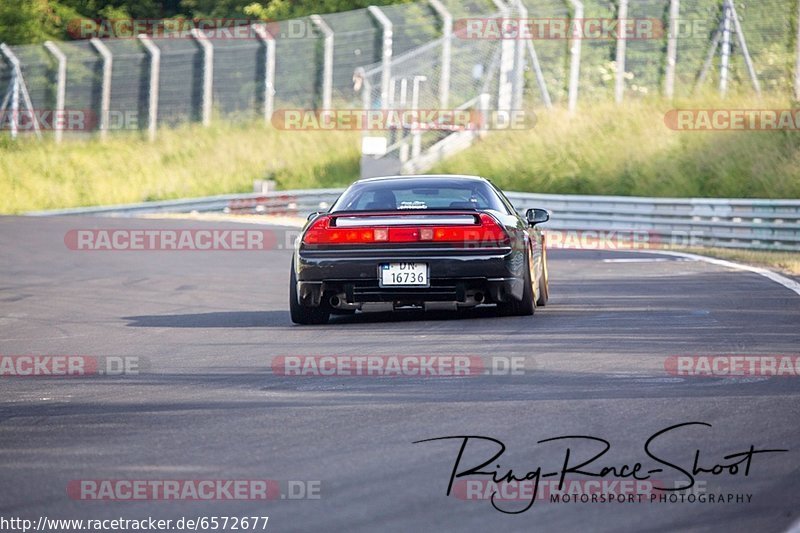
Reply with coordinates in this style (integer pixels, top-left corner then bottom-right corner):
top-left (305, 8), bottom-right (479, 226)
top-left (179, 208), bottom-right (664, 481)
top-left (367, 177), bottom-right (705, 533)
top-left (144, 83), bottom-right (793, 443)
top-left (1, 216), bottom-right (799, 533)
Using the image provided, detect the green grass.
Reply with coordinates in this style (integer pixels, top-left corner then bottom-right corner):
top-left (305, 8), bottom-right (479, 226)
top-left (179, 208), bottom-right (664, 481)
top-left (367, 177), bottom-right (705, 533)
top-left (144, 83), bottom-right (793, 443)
top-left (2, 97), bottom-right (800, 215)
top-left (433, 97), bottom-right (800, 199)
top-left (0, 121), bottom-right (360, 214)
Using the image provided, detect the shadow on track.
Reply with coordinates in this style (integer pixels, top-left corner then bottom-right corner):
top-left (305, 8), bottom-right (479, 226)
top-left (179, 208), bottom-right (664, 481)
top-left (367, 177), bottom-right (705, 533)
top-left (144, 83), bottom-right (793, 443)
top-left (123, 311), bottom-right (288, 328)
top-left (122, 306), bottom-right (518, 328)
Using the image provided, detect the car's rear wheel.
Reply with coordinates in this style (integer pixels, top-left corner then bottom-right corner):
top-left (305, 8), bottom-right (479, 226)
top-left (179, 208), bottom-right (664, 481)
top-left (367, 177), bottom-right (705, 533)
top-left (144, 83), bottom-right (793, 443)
top-left (498, 248), bottom-right (535, 317)
top-left (289, 258), bottom-right (330, 325)
top-left (536, 247), bottom-right (549, 307)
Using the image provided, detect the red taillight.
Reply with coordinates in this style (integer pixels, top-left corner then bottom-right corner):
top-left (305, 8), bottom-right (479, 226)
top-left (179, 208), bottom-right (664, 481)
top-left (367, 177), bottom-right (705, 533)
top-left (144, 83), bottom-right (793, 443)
top-left (302, 213), bottom-right (511, 246)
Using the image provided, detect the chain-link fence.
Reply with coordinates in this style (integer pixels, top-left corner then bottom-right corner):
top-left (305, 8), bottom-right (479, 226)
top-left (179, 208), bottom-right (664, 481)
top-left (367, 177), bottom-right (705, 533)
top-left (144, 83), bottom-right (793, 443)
top-left (1, 0), bottom-right (798, 143)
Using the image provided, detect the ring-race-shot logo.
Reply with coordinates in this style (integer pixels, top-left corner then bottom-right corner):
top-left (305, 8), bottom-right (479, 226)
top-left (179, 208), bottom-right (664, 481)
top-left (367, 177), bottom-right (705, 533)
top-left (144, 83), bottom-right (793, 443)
top-left (272, 355), bottom-right (527, 377)
top-left (64, 229), bottom-right (278, 251)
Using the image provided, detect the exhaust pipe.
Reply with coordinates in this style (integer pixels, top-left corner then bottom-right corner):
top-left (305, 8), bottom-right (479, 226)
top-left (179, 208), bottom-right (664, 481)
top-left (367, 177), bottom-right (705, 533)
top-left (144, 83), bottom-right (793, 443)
top-left (329, 295), bottom-right (341, 307)
top-left (474, 292), bottom-right (484, 303)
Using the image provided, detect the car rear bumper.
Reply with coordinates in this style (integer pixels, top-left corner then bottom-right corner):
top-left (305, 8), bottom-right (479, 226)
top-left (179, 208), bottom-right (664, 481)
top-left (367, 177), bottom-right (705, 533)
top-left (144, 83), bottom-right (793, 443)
top-left (295, 246), bottom-right (526, 307)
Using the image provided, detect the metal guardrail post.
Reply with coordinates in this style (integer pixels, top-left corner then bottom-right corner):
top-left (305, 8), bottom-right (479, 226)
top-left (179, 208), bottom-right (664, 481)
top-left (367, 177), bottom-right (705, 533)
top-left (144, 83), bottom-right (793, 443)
top-left (368, 6), bottom-right (393, 110)
top-left (90, 38), bottom-right (113, 138)
top-left (615, 0), bottom-right (629, 104)
top-left (664, 0), bottom-right (680, 99)
top-left (43, 41), bottom-right (67, 143)
top-left (253, 24), bottom-right (276, 124)
top-left (190, 29), bottom-right (213, 126)
top-left (310, 15), bottom-right (334, 110)
top-left (137, 35), bottom-right (160, 142)
top-left (566, 0), bottom-right (584, 112)
top-left (429, 0), bottom-right (452, 108)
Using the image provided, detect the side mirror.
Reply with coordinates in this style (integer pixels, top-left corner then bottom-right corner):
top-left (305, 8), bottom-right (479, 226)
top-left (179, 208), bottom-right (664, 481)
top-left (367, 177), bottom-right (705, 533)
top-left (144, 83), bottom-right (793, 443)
top-left (525, 208), bottom-right (550, 226)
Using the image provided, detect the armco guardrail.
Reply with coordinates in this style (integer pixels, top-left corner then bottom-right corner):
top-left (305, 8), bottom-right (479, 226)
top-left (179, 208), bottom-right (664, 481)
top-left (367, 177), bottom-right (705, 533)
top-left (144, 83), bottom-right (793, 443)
top-left (25, 189), bottom-right (346, 218)
top-left (27, 189), bottom-right (800, 251)
top-left (505, 193), bottom-right (800, 251)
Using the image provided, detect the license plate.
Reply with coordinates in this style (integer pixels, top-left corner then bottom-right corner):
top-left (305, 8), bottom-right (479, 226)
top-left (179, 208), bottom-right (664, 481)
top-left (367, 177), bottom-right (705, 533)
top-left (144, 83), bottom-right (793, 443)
top-left (379, 262), bottom-right (429, 287)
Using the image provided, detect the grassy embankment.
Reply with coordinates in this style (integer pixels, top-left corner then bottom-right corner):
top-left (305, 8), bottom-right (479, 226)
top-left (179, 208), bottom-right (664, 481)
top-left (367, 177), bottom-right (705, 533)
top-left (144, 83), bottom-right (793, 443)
top-left (0, 121), bottom-right (360, 214)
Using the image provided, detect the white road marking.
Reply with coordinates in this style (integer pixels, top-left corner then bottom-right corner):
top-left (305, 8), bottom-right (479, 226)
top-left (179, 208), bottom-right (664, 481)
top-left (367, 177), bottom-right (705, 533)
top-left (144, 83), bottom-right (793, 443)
top-left (602, 258), bottom-right (675, 263)
top-left (785, 517), bottom-right (800, 533)
top-left (653, 251), bottom-right (800, 297)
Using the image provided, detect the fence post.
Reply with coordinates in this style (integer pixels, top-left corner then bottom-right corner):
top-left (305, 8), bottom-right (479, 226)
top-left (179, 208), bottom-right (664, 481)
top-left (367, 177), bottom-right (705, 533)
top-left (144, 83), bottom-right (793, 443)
top-left (411, 75), bottom-right (426, 158)
top-left (310, 15), bottom-right (334, 110)
top-left (0, 44), bottom-right (20, 139)
top-left (429, 0), bottom-right (452, 108)
top-left (493, 0), bottom-right (514, 110)
top-left (725, 0), bottom-right (761, 96)
top-left (566, 0), bottom-right (584, 112)
top-left (190, 29), bottom-right (213, 126)
top-left (90, 38), bottom-right (112, 138)
top-left (43, 41), bottom-right (67, 143)
top-left (664, 0), bottom-right (680, 99)
top-left (0, 44), bottom-right (41, 140)
top-left (512, 0), bottom-right (527, 110)
top-left (796, 0), bottom-right (800, 100)
top-left (137, 34), bottom-right (160, 141)
top-left (719, 0), bottom-right (732, 97)
top-left (253, 24), bottom-right (276, 124)
top-left (615, 0), bottom-right (629, 103)
top-left (368, 6), bottom-right (393, 110)
top-left (478, 92), bottom-right (491, 139)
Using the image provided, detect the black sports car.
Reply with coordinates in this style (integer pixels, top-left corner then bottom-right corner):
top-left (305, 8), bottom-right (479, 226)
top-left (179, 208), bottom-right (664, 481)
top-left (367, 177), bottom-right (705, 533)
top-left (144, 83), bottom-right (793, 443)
top-left (289, 175), bottom-right (550, 324)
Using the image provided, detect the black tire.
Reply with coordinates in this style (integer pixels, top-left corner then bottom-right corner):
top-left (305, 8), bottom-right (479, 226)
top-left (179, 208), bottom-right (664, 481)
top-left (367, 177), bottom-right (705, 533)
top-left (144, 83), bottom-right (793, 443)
top-left (289, 258), bottom-right (330, 325)
top-left (498, 248), bottom-right (536, 317)
top-left (536, 247), bottom-right (549, 307)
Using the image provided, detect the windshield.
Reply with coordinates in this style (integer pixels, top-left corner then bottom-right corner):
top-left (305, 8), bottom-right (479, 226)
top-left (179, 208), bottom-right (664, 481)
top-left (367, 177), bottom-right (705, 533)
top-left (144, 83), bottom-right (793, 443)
top-left (330, 178), bottom-right (510, 213)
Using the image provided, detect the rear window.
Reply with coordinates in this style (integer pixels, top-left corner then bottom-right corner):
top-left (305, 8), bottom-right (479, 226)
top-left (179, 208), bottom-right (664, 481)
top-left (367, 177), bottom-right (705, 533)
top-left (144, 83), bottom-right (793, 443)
top-left (330, 178), bottom-right (509, 213)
